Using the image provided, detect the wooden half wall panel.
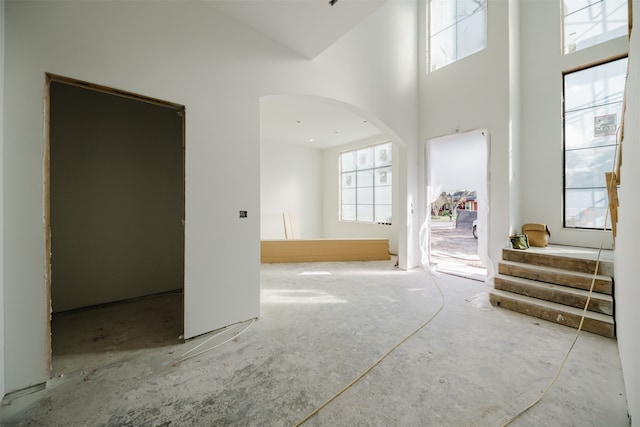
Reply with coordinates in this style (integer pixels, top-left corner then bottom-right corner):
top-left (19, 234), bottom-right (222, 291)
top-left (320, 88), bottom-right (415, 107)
top-left (261, 239), bottom-right (391, 263)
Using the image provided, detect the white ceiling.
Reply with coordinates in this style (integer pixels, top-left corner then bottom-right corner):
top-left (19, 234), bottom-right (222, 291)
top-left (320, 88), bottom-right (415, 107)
top-left (261, 96), bottom-right (384, 150)
top-left (210, 0), bottom-right (388, 151)
top-left (208, 0), bottom-right (387, 59)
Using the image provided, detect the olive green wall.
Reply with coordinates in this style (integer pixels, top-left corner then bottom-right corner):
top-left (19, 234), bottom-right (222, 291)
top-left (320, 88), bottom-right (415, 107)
top-left (50, 82), bottom-right (184, 312)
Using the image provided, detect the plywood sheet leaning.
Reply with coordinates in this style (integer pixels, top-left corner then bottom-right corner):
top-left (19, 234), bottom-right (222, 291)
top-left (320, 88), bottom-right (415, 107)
top-left (606, 172), bottom-right (619, 243)
top-left (283, 212), bottom-right (301, 239)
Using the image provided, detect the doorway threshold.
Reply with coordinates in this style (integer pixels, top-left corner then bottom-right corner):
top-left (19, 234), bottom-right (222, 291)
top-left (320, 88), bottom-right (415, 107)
top-left (433, 259), bottom-right (487, 282)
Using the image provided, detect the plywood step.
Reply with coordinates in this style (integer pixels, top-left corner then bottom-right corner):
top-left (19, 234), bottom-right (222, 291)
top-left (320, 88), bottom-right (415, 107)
top-left (498, 260), bottom-right (612, 295)
top-left (494, 274), bottom-right (613, 315)
top-left (502, 248), bottom-right (613, 277)
top-left (490, 289), bottom-right (615, 338)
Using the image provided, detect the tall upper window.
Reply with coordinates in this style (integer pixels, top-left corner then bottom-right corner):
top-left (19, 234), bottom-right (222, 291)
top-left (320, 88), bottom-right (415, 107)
top-left (340, 142), bottom-right (392, 224)
top-left (428, 0), bottom-right (488, 72)
top-left (563, 0), bottom-right (629, 54)
top-left (563, 57), bottom-right (627, 229)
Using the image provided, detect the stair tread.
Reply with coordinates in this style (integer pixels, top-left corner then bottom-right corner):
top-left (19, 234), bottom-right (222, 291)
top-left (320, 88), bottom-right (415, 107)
top-left (503, 247), bottom-right (613, 263)
top-left (494, 273), bottom-right (613, 302)
top-left (501, 248), bottom-right (614, 277)
top-left (499, 260), bottom-right (612, 281)
top-left (490, 288), bottom-right (614, 324)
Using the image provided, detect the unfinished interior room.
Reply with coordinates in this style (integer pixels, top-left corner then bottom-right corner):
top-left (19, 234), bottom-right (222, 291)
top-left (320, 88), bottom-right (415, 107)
top-left (0, 0), bottom-right (639, 425)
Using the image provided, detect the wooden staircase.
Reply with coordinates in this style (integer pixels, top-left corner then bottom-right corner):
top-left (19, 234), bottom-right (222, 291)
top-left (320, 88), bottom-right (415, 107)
top-left (490, 247), bottom-right (615, 338)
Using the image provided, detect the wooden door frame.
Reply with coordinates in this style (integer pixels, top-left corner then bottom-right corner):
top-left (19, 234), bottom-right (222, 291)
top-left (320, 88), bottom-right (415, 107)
top-left (44, 74), bottom-right (186, 374)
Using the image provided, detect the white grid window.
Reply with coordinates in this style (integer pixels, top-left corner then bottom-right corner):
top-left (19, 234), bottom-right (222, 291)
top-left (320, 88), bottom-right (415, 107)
top-left (340, 142), bottom-right (392, 224)
top-left (564, 57), bottom-right (627, 229)
top-left (428, 0), bottom-right (487, 72)
top-left (563, 0), bottom-right (629, 54)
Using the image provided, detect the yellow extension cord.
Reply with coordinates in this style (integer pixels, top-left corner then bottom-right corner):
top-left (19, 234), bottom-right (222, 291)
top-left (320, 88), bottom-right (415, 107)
top-left (501, 181), bottom-right (615, 426)
top-left (180, 200), bottom-right (613, 425)
top-left (295, 197), bottom-right (613, 426)
top-left (502, 124), bottom-right (622, 425)
top-left (293, 271), bottom-right (446, 426)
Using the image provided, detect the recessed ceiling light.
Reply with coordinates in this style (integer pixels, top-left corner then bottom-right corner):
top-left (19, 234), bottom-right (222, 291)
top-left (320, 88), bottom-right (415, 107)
top-left (309, 138), bottom-right (314, 142)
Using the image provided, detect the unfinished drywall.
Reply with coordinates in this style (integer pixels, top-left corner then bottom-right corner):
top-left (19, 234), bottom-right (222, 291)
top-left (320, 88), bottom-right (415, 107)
top-left (615, 5), bottom-right (640, 421)
top-left (3, 0), bottom-right (418, 392)
top-left (419, 0), bottom-right (511, 275)
top-left (260, 140), bottom-right (323, 239)
top-left (49, 82), bottom-right (184, 312)
top-left (323, 136), bottom-right (399, 254)
top-left (519, 0), bottom-right (628, 249)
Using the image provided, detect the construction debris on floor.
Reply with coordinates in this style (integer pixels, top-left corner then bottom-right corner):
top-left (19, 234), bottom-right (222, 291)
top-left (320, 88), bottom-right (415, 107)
top-left (0, 260), bottom-right (628, 426)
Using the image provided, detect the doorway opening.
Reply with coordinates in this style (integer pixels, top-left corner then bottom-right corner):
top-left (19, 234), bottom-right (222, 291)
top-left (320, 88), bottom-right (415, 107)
top-left (45, 75), bottom-right (186, 376)
top-left (259, 94), bottom-right (409, 268)
top-left (425, 130), bottom-right (489, 281)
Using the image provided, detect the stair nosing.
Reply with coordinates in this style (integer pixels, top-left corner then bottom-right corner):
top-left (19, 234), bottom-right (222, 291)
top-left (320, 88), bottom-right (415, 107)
top-left (498, 260), bottom-right (612, 281)
top-left (502, 247), bottom-right (614, 265)
top-left (494, 273), bottom-right (613, 302)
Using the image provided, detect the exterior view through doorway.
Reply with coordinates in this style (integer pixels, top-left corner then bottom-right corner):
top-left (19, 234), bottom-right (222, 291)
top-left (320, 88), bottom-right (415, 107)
top-left (424, 130), bottom-right (489, 281)
top-left (45, 75), bottom-right (186, 374)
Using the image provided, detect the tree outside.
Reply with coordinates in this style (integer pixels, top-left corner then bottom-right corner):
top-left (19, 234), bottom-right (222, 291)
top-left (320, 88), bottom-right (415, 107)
top-left (431, 190), bottom-right (475, 220)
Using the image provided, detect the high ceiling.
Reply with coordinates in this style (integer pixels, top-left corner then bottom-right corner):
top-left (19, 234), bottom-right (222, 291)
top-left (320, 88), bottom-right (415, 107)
top-left (261, 96), bottom-right (384, 150)
top-left (209, 0), bottom-right (388, 150)
top-left (209, 0), bottom-right (386, 59)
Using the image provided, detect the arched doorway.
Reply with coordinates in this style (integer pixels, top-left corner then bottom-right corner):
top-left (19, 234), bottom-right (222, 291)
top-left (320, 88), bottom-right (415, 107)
top-left (259, 95), bottom-right (411, 268)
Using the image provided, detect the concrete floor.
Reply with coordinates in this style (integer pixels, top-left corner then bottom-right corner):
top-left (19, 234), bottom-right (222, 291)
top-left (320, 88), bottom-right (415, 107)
top-left (0, 259), bottom-right (629, 426)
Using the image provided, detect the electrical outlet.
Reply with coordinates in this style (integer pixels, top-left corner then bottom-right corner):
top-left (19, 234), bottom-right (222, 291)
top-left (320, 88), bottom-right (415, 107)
top-left (239, 210), bottom-right (247, 218)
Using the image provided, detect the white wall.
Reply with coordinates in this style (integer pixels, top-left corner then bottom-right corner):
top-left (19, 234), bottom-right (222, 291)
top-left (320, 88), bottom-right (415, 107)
top-left (615, 4), bottom-right (640, 421)
top-left (0, 0), bottom-right (5, 399)
top-left (3, 0), bottom-right (418, 393)
top-left (260, 140), bottom-right (323, 239)
top-left (419, 0), bottom-right (512, 275)
top-left (519, 0), bottom-right (628, 249)
top-left (508, 0), bottom-right (521, 237)
top-left (427, 132), bottom-right (486, 192)
top-left (323, 136), bottom-right (399, 254)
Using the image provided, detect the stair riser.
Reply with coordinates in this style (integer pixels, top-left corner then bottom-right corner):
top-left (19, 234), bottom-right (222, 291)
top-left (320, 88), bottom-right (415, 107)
top-left (498, 263), bottom-right (612, 295)
top-left (502, 249), bottom-right (614, 277)
top-left (489, 294), bottom-right (614, 338)
top-left (494, 277), bottom-right (613, 315)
